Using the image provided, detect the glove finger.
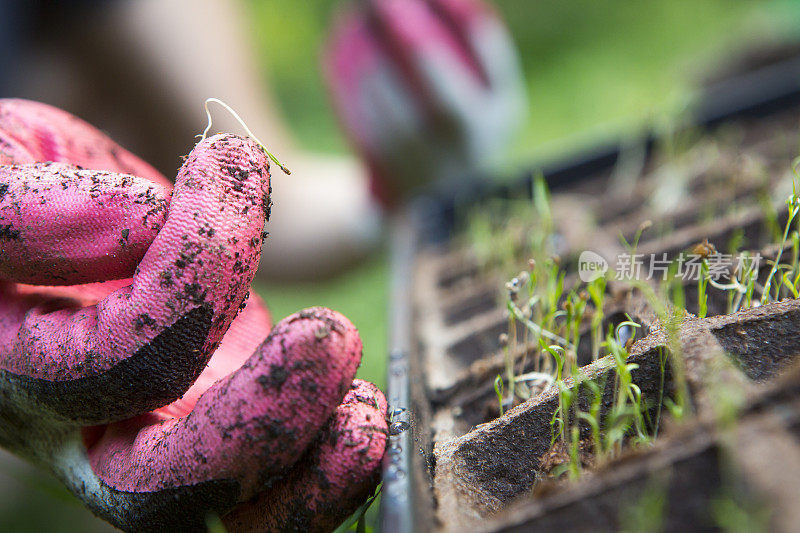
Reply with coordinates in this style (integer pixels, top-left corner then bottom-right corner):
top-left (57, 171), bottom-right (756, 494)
top-left (84, 308), bottom-right (361, 531)
top-left (223, 379), bottom-right (388, 533)
top-left (0, 134), bottom-right (271, 424)
top-left (10, 270), bottom-right (273, 419)
top-left (0, 163), bottom-right (169, 285)
top-left (154, 292), bottom-right (272, 419)
top-left (0, 98), bottom-right (170, 186)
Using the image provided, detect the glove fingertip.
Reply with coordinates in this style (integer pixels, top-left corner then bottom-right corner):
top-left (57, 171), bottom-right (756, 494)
top-left (223, 379), bottom-right (388, 533)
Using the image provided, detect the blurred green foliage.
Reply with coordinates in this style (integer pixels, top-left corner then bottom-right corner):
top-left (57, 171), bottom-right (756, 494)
top-left (248, 0), bottom-right (345, 152)
top-left (248, 0), bottom-right (799, 163)
top-left (502, 0), bottom-right (799, 161)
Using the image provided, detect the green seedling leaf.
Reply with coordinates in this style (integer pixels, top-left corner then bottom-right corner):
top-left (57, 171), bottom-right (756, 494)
top-left (494, 375), bottom-right (505, 416)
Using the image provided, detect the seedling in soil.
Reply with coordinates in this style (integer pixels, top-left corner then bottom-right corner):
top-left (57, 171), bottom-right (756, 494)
top-left (420, 100), bottom-right (800, 531)
top-left (541, 341), bottom-right (570, 444)
top-left (497, 264), bottom-right (583, 411)
top-left (629, 276), bottom-right (691, 421)
top-left (491, 241), bottom-right (668, 479)
top-left (481, 155), bottom-right (800, 486)
top-left (490, 177), bottom-right (644, 425)
top-left (607, 320), bottom-right (649, 447)
top-left (535, 318), bottom-right (668, 480)
top-left (587, 276), bottom-right (607, 361)
top-left (761, 177), bottom-right (800, 304)
top-left (666, 175), bottom-right (800, 317)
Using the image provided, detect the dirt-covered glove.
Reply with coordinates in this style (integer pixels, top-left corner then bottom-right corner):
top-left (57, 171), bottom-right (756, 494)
top-left (0, 99), bottom-right (387, 532)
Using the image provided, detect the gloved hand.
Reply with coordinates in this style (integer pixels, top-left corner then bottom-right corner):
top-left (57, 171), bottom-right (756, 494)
top-left (0, 99), bottom-right (387, 532)
top-left (324, 0), bottom-right (527, 205)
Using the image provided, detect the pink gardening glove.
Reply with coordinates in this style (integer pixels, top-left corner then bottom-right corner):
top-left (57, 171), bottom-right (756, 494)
top-left (324, 0), bottom-right (527, 205)
top-left (0, 99), bottom-right (387, 532)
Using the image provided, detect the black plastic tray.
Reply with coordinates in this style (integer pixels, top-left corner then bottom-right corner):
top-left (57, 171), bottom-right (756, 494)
top-left (380, 49), bottom-right (800, 533)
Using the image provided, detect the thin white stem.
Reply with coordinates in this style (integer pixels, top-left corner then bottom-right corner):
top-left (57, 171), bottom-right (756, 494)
top-left (515, 371), bottom-right (554, 386)
top-left (707, 277), bottom-right (745, 293)
top-left (509, 304), bottom-right (573, 349)
top-left (199, 97), bottom-right (291, 175)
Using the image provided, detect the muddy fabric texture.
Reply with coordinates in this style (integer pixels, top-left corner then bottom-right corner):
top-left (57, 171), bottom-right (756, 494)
top-left (0, 99), bottom-right (387, 532)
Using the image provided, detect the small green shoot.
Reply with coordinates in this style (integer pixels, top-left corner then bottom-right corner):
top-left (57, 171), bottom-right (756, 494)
top-left (494, 375), bottom-right (505, 416)
top-left (697, 259), bottom-right (709, 318)
top-left (333, 485), bottom-right (382, 533)
top-left (761, 178), bottom-right (800, 304)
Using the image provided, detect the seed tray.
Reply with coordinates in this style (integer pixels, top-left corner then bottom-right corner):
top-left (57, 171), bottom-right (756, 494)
top-left (382, 50), bottom-right (800, 533)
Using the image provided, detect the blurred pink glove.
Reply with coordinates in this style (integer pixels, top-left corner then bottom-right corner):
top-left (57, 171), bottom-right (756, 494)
top-left (0, 99), bottom-right (387, 532)
top-left (324, 0), bottom-right (527, 205)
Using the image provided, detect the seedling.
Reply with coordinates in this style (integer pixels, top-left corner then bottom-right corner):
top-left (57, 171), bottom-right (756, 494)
top-left (199, 97), bottom-right (291, 175)
top-left (697, 259), bottom-right (709, 318)
top-left (480, 157), bottom-right (800, 486)
top-left (494, 374), bottom-right (505, 417)
top-left (761, 178), bottom-right (800, 304)
top-left (334, 485), bottom-right (382, 533)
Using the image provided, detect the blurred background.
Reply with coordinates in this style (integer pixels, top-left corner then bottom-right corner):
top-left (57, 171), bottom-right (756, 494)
top-left (1, 0), bottom-right (800, 530)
